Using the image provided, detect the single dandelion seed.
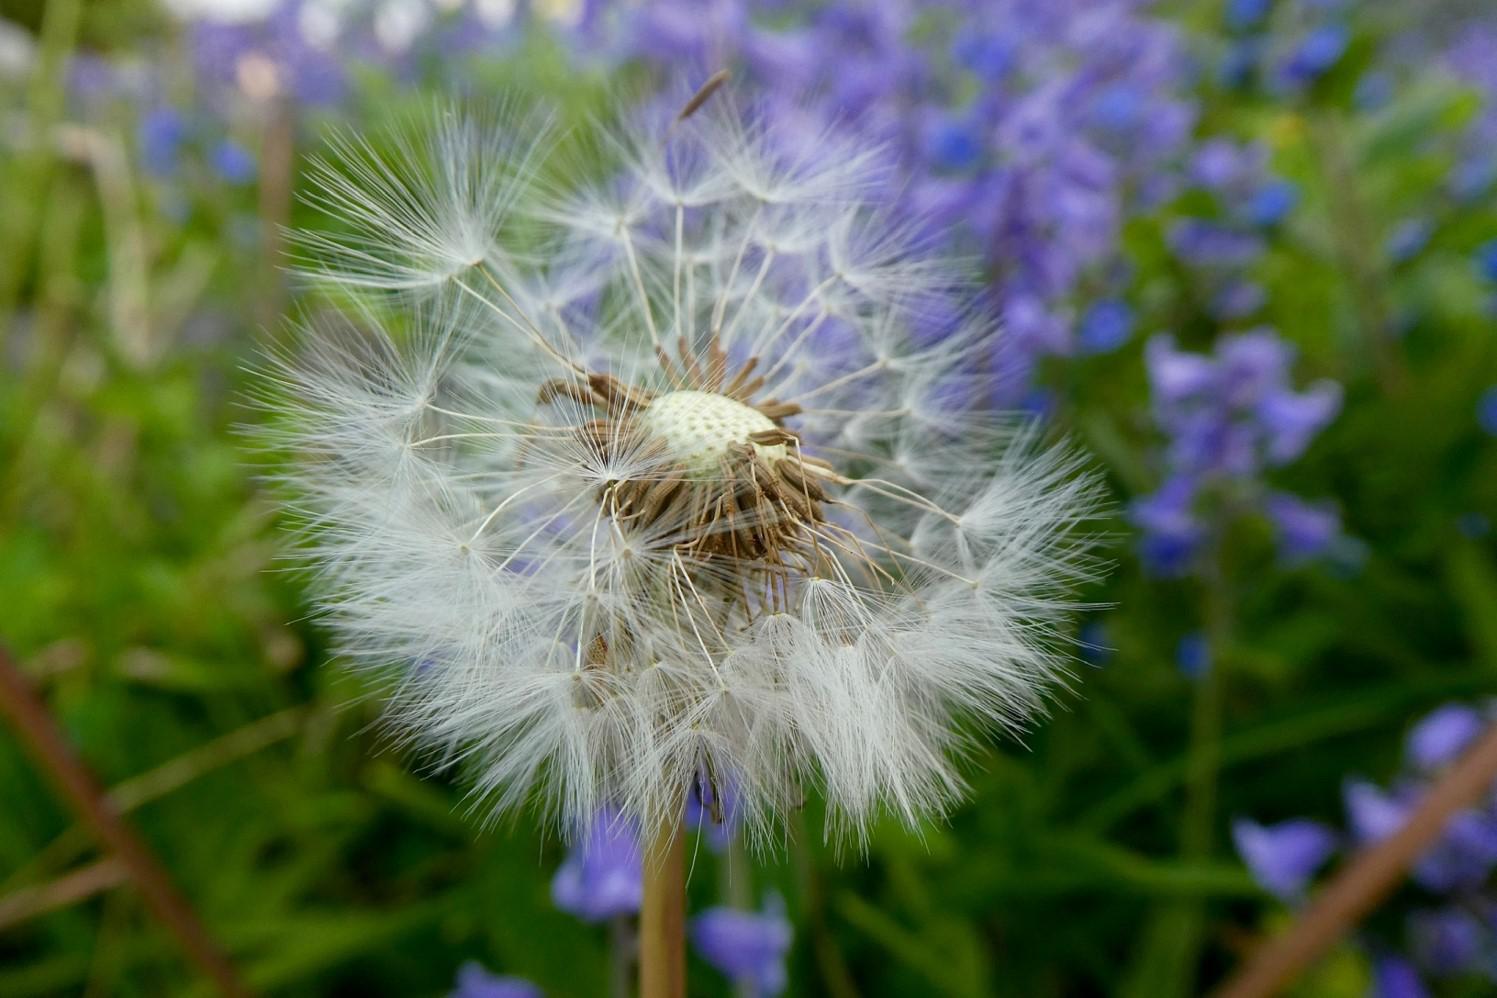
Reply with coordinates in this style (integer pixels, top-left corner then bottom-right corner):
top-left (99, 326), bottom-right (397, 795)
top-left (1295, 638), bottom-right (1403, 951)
top-left (261, 89), bottom-right (1103, 996)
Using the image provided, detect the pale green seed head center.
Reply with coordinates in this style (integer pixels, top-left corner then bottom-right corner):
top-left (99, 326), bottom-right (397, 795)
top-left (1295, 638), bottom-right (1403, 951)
top-left (639, 390), bottom-right (786, 477)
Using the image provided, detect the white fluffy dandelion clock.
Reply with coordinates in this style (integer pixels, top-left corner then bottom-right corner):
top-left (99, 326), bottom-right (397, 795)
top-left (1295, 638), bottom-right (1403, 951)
top-left (265, 87), bottom-right (1101, 991)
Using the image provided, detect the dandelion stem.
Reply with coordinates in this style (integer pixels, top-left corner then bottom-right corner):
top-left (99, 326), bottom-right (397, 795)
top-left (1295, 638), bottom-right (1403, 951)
top-left (639, 808), bottom-right (687, 998)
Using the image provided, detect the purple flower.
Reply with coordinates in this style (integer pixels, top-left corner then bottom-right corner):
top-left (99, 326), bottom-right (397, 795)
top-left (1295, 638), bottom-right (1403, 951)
top-left (1212, 280), bottom-right (1267, 320)
top-left (1169, 219), bottom-right (1265, 267)
top-left (1408, 908), bottom-right (1485, 976)
top-left (1231, 817), bottom-right (1337, 899)
top-left (1140, 329), bottom-right (1343, 575)
top-left (1175, 632), bottom-right (1211, 680)
top-left (952, 30), bottom-right (1014, 83)
top-left (1190, 138), bottom-right (1257, 192)
top-left (924, 116), bottom-right (983, 172)
top-left (691, 896), bottom-right (792, 997)
top-left (1264, 493), bottom-right (1340, 563)
top-left (1345, 779), bottom-right (1412, 844)
top-left (1003, 295), bottom-right (1069, 357)
top-left (1091, 84), bottom-right (1144, 133)
top-left (187, 5), bottom-right (346, 106)
top-left (1416, 806), bottom-right (1497, 891)
top-left (448, 962), bottom-right (541, 998)
top-left (1372, 955), bottom-right (1429, 998)
top-left (574, 0), bottom-right (1197, 399)
top-left (1406, 704), bottom-right (1485, 771)
top-left (1317, 705), bottom-right (1497, 985)
top-left (1145, 335), bottom-right (1216, 408)
top-left (1479, 386), bottom-right (1497, 436)
top-left (1077, 299), bottom-right (1134, 354)
top-left (1344, 739), bottom-right (1497, 892)
top-left (1256, 381), bottom-right (1342, 465)
top-left (1219, 330), bottom-right (1293, 406)
top-left (1458, 512), bottom-right (1491, 538)
top-left (1246, 180), bottom-right (1298, 228)
top-left (551, 809), bottom-right (642, 922)
top-left (1132, 476), bottom-right (1206, 577)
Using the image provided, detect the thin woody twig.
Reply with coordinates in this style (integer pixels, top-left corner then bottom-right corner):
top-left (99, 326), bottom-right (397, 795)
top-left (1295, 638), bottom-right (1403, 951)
top-left (1214, 721), bottom-right (1497, 998)
top-left (0, 858), bottom-right (126, 932)
top-left (0, 645), bottom-right (253, 997)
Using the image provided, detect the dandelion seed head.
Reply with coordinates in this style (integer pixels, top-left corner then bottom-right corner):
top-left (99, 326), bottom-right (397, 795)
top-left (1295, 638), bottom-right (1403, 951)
top-left (265, 93), bottom-right (1103, 846)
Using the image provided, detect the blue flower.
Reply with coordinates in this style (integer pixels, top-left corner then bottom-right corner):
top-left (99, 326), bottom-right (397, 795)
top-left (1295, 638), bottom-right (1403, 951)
top-left (1175, 632), bottom-right (1210, 679)
top-left (1476, 386), bottom-right (1497, 436)
top-left (924, 117), bottom-right (982, 172)
top-left (1231, 817), bottom-right (1337, 899)
top-left (1018, 387), bottom-right (1058, 421)
top-left (1092, 85), bottom-right (1144, 133)
top-left (1220, 39), bottom-right (1263, 90)
top-left (1371, 955), bottom-right (1429, 998)
top-left (1264, 493), bottom-right (1340, 564)
top-left (1457, 512), bottom-right (1491, 538)
top-left (1449, 157), bottom-right (1495, 203)
top-left (1355, 70), bottom-right (1395, 111)
top-left (448, 962), bottom-right (541, 998)
top-left (139, 106), bottom-right (188, 177)
top-left (1476, 240), bottom-right (1497, 283)
top-left (1077, 299), bottom-right (1134, 354)
top-left (1385, 218), bottom-right (1433, 264)
top-left (1344, 779), bottom-right (1412, 844)
top-left (1246, 180), bottom-right (1298, 228)
top-left (1190, 138), bottom-right (1255, 192)
top-left (691, 895), bottom-right (792, 997)
top-left (1078, 619), bottom-right (1113, 667)
top-left (1282, 23), bottom-right (1349, 86)
top-left (952, 31), bottom-right (1013, 83)
top-left (1256, 381), bottom-right (1342, 465)
top-left (209, 139), bottom-right (257, 185)
top-left (551, 808), bottom-right (642, 922)
top-left (1406, 704), bottom-right (1484, 771)
top-left (1224, 0), bottom-right (1271, 31)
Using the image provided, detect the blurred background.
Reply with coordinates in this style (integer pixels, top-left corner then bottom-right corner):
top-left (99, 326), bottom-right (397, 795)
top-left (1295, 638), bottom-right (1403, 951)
top-left (1, 0), bottom-right (1495, 995)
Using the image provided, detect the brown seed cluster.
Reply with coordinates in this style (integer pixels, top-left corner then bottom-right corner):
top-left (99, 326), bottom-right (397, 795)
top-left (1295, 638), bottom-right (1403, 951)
top-left (538, 336), bottom-right (842, 614)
